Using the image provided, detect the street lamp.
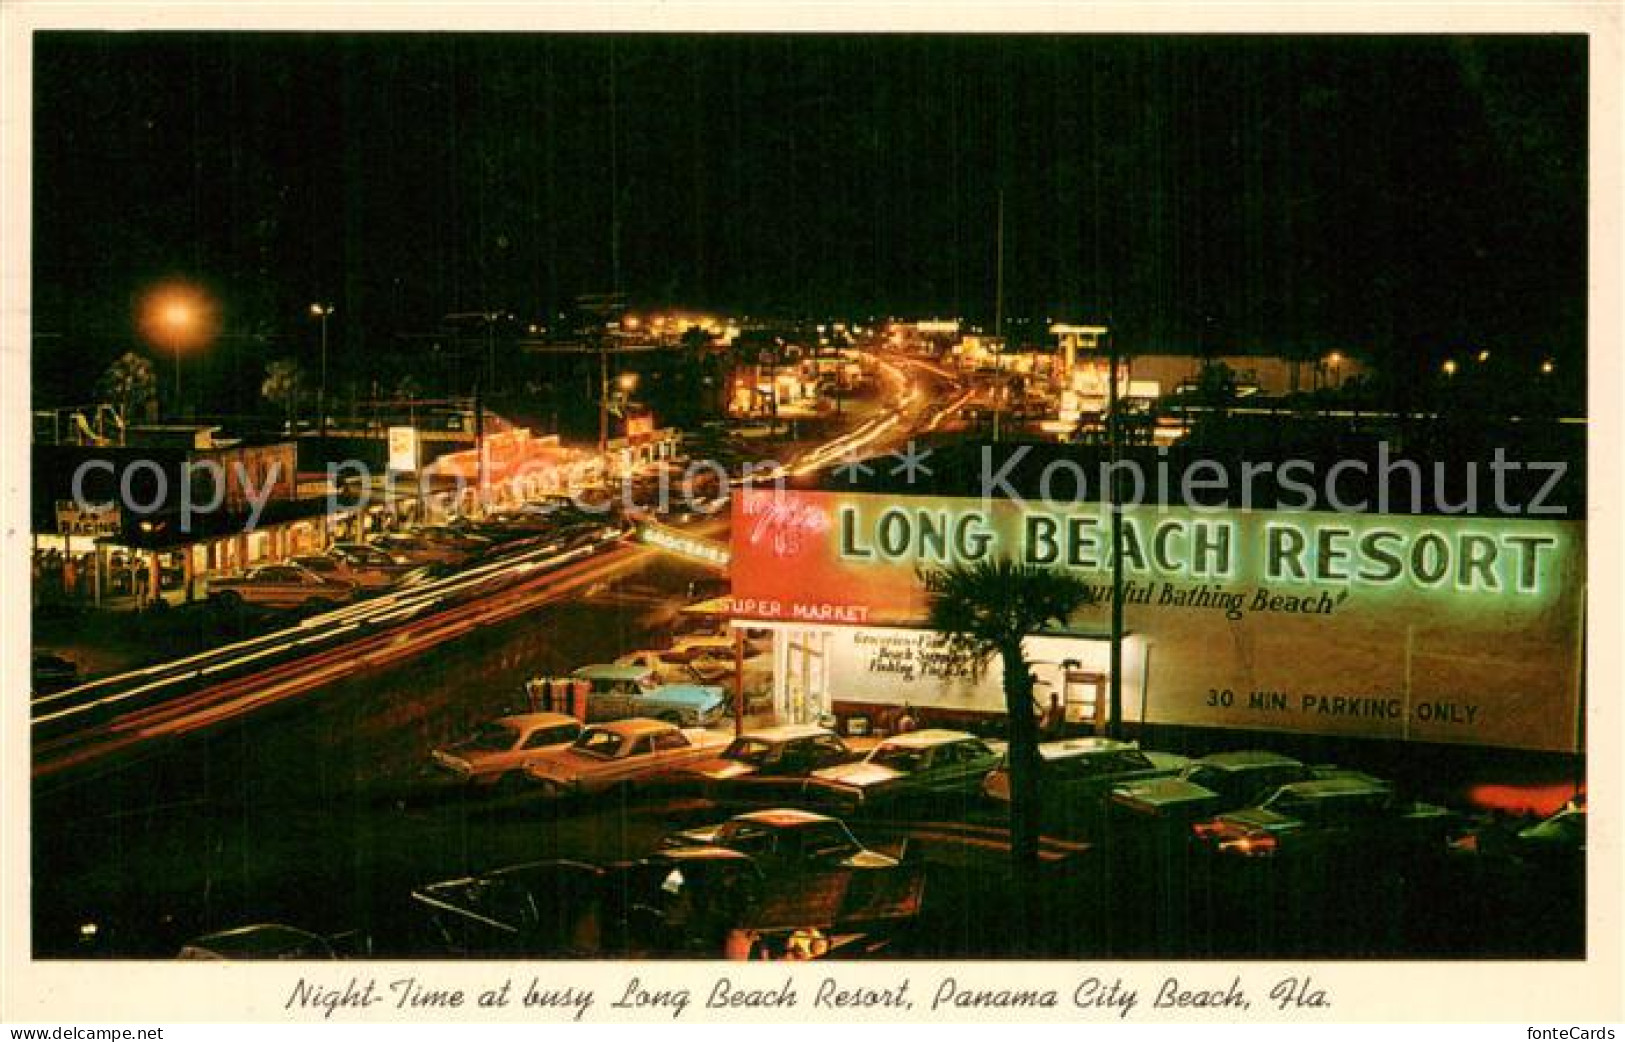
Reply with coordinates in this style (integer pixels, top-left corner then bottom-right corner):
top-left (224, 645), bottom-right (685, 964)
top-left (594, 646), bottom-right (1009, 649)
top-left (1441, 359), bottom-right (1459, 377)
top-left (162, 301), bottom-right (193, 403)
top-left (310, 302), bottom-right (335, 443)
top-left (138, 281), bottom-right (216, 418)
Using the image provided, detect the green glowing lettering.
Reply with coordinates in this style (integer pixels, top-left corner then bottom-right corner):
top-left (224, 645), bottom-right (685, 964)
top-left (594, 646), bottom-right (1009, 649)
top-left (1502, 534), bottom-right (1558, 594)
top-left (1456, 533), bottom-right (1500, 592)
top-left (1266, 524), bottom-right (1308, 580)
top-left (839, 507), bottom-right (871, 559)
top-left (1356, 529), bottom-right (1404, 583)
top-left (1191, 521), bottom-right (1233, 577)
top-left (1152, 520), bottom-right (1186, 574)
top-left (1068, 516), bottom-right (1102, 569)
top-left (917, 510), bottom-right (947, 562)
top-left (1315, 527), bottom-right (1353, 582)
top-left (877, 509), bottom-right (910, 559)
top-left (1025, 515), bottom-right (1058, 565)
top-left (1410, 532), bottom-right (1450, 586)
top-left (1117, 519), bottom-right (1147, 572)
top-left (957, 513), bottom-right (993, 560)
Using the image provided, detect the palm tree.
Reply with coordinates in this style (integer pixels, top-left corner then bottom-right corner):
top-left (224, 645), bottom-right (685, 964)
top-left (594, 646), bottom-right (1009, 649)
top-left (261, 358), bottom-right (304, 433)
top-left (921, 557), bottom-right (1094, 885)
top-left (96, 351), bottom-right (158, 429)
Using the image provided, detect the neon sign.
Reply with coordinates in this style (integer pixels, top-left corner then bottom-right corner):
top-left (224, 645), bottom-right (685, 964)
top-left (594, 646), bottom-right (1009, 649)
top-left (636, 521), bottom-right (731, 568)
top-left (833, 500), bottom-right (1564, 598)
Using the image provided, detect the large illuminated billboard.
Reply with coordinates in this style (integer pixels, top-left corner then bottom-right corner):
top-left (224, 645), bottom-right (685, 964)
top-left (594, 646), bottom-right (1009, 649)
top-left (730, 489), bottom-right (1584, 752)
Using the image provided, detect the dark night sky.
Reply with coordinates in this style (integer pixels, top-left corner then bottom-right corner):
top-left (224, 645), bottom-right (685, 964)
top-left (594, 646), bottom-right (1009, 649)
top-left (31, 33), bottom-right (1587, 403)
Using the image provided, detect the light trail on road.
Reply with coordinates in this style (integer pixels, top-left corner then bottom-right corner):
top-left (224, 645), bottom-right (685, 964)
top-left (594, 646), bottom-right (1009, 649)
top-left (31, 536), bottom-right (671, 778)
top-left (32, 349), bottom-right (965, 780)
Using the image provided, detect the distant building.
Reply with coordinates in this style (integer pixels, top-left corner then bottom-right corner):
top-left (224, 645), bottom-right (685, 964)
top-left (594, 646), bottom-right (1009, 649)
top-left (31, 423), bottom-right (319, 604)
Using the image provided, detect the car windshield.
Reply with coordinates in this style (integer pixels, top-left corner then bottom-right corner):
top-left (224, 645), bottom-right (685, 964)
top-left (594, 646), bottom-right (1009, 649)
top-left (721, 738), bottom-right (774, 766)
top-left (869, 745), bottom-right (925, 773)
top-left (462, 722), bottom-right (518, 752)
top-left (799, 823), bottom-right (862, 860)
top-left (1185, 765), bottom-right (1245, 801)
top-left (572, 730), bottom-right (625, 759)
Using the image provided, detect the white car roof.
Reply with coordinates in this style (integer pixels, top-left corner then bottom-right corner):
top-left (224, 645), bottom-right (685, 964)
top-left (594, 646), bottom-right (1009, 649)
top-left (494, 713), bottom-right (582, 730)
top-left (877, 728), bottom-right (977, 749)
top-left (740, 724), bottom-right (836, 742)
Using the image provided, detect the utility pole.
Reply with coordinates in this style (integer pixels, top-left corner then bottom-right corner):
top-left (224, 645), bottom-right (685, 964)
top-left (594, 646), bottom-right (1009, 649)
top-left (1106, 328), bottom-right (1124, 740)
top-left (486, 312), bottom-right (497, 397)
top-left (992, 190), bottom-right (1005, 443)
top-left (474, 380), bottom-right (487, 516)
top-left (311, 303), bottom-right (335, 539)
top-left (598, 340), bottom-right (610, 459)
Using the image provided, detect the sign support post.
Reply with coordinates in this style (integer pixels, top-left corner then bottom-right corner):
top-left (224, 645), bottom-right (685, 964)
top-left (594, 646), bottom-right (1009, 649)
top-left (733, 627), bottom-right (746, 737)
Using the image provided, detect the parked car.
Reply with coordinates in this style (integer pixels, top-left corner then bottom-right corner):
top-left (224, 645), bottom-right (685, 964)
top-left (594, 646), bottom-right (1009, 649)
top-left (430, 712), bottom-right (584, 789)
top-left (328, 541), bottom-right (417, 577)
top-left (176, 924), bottom-right (338, 960)
top-left (612, 645), bottom-right (766, 686)
top-left (1515, 797), bottom-right (1587, 859)
top-left (806, 729), bottom-right (1003, 812)
top-left (367, 532), bottom-right (469, 566)
top-left (1191, 773), bottom-right (1455, 859)
top-left (522, 718), bottom-right (728, 800)
top-left (678, 724), bottom-right (862, 806)
top-left (206, 563), bottom-right (357, 610)
top-left (983, 737), bottom-right (1190, 833)
top-left (668, 630), bottom-right (772, 658)
top-left (606, 847), bottom-right (769, 956)
top-left (31, 651), bottom-right (80, 693)
top-left (1111, 750), bottom-right (1334, 823)
top-left (413, 524), bottom-right (495, 555)
top-left (568, 663), bottom-right (727, 727)
top-left (606, 846), bottom-right (924, 959)
top-left (414, 850), bottom-right (772, 959)
top-left (410, 860), bottom-right (608, 957)
top-left (665, 808), bottom-right (899, 871)
top-left (611, 649), bottom-right (708, 685)
top-left (289, 552), bottom-right (399, 592)
top-left (1454, 797), bottom-right (1587, 866)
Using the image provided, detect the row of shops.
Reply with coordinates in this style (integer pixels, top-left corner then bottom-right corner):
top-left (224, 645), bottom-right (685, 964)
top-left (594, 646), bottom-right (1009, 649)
top-left (32, 421), bottom-right (650, 609)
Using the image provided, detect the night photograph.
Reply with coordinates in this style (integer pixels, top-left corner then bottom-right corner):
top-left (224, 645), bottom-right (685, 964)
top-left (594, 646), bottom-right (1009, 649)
top-left (6, 12), bottom-right (1614, 1029)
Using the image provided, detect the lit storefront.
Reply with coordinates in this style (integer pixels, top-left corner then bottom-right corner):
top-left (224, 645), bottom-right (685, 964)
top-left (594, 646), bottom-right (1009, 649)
top-left (727, 486), bottom-right (1585, 752)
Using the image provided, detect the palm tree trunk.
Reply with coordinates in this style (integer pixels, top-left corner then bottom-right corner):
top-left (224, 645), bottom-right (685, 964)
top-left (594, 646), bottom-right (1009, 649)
top-left (1001, 640), bottom-right (1042, 948)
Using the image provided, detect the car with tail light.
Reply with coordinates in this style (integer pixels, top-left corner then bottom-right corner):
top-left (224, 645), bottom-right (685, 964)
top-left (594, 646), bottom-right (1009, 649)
top-left (677, 724), bottom-right (861, 805)
top-left (664, 808), bottom-right (899, 871)
top-left (430, 713), bottom-right (584, 790)
top-left (1190, 774), bottom-right (1454, 858)
top-left (983, 737), bottom-right (1189, 834)
top-left (290, 552), bottom-right (400, 592)
top-left (521, 718), bottom-right (728, 801)
top-left (1111, 750), bottom-right (1334, 823)
top-left (806, 729), bottom-right (1002, 813)
top-left (206, 563), bottom-right (358, 611)
top-left (367, 531), bottom-right (470, 566)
